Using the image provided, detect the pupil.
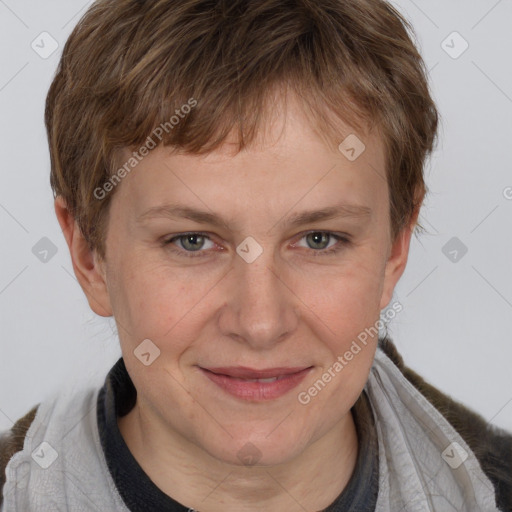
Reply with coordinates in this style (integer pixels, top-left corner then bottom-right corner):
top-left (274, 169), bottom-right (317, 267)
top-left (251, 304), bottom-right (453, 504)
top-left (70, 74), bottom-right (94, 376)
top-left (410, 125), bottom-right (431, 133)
top-left (309, 232), bottom-right (328, 249)
top-left (184, 235), bottom-right (203, 251)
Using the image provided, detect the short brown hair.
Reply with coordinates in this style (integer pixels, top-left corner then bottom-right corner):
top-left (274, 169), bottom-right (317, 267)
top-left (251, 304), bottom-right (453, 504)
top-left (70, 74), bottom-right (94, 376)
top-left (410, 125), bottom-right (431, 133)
top-left (46, 0), bottom-right (439, 260)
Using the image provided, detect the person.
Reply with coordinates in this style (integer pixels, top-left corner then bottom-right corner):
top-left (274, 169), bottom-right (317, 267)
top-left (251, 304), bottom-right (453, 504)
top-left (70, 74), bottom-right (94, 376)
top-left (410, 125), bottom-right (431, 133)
top-left (1, 0), bottom-right (511, 510)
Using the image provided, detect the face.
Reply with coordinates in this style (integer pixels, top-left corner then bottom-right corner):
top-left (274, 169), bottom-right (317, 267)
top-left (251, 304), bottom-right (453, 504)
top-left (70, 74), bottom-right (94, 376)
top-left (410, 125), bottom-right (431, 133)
top-left (75, 95), bottom-right (412, 466)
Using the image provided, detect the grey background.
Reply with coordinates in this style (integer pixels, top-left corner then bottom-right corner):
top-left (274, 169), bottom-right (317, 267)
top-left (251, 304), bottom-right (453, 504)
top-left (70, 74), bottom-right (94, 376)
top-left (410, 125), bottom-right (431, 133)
top-left (0, 0), bottom-right (511, 432)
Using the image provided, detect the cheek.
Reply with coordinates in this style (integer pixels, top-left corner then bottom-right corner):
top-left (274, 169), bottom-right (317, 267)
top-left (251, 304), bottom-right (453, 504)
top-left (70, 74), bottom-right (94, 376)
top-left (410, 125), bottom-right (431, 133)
top-left (295, 255), bottom-right (386, 377)
top-left (301, 257), bottom-right (385, 326)
top-left (297, 264), bottom-right (383, 411)
top-left (106, 256), bottom-right (177, 339)
top-left (109, 253), bottom-right (221, 352)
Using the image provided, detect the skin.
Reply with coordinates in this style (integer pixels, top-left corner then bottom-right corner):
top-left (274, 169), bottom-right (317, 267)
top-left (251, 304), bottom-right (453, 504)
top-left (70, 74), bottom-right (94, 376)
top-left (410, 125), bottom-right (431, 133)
top-left (55, 93), bottom-right (419, 512)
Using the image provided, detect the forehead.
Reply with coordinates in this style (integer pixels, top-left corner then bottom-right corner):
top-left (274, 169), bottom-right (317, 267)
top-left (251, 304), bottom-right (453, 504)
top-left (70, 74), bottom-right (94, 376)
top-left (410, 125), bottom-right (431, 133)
top-left (113, 94), bottom-right (388, 227)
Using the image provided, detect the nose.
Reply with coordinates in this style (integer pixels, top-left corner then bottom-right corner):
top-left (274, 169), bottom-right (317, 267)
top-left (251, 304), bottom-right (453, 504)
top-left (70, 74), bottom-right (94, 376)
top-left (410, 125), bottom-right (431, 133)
top-left (217, 249), bottom-right (300, 350)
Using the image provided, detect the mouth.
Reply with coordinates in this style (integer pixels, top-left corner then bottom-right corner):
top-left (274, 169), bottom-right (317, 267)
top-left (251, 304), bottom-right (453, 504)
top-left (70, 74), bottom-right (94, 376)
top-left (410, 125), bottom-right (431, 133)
top-left (199, 366), bottom-right (313, 401)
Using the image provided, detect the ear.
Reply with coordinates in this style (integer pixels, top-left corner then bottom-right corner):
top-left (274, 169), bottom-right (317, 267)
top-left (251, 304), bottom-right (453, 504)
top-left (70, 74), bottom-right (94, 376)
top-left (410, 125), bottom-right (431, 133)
top-left (54, 196), bottom-right (113, 317)
top-left (379, 190), bottom-right (424, 310)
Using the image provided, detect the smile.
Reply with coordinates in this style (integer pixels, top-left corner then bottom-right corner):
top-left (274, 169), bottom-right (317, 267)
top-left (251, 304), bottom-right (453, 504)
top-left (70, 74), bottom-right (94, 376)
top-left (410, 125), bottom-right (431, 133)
top-left (199, 366), bottom-right (313, 401)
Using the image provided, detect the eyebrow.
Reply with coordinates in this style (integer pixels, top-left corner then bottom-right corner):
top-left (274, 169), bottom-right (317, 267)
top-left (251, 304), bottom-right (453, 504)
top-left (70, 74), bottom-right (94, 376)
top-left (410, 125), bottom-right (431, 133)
top-left (136, 202), bottom-right (372, 229)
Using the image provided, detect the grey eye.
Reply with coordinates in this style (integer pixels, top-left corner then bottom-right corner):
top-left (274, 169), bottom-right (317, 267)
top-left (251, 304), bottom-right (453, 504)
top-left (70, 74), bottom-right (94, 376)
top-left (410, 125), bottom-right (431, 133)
top-left (305, 232), bottom-right (331, 250)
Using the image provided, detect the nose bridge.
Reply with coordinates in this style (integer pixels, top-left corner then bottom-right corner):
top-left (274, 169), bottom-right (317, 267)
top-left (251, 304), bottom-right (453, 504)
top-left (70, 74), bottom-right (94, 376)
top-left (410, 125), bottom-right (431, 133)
top-left (218, 247), bottom-right (299, 348)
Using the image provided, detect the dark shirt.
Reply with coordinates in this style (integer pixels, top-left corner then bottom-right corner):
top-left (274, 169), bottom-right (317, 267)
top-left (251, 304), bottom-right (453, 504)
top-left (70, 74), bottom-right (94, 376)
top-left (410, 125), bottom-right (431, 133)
top-left (97, 357), bottom-right (379, 511)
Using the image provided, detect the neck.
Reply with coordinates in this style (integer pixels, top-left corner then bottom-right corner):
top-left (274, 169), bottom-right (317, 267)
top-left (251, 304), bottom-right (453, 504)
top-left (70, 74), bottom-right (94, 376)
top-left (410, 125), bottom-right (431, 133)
top-left (118, 403), bottom-right (359, 512)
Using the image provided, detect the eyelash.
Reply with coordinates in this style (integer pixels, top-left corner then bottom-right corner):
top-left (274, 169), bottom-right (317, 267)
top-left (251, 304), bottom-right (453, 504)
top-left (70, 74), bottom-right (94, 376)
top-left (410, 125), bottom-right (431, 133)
top-left (161, 231), bottom-right (351, 259)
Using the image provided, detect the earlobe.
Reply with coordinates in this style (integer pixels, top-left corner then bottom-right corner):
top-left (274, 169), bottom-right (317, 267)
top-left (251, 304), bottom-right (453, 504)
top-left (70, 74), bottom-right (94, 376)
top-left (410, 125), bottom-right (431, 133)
top-left (54, 196), bottom-right (113, 317)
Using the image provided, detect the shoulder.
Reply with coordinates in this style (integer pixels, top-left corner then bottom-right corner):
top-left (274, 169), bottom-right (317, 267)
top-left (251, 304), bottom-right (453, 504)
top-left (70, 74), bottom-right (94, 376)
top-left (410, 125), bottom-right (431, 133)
top-left (0, 404), bottom-right (39, 504)
top-left (0, 384), bottom-right (101, 508)
top-left (378, 336), bottom-right (512, 511)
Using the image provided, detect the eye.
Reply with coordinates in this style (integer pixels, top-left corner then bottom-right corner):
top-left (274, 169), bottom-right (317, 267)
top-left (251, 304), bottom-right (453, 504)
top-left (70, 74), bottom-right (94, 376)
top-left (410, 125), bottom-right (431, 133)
top-left (163, 233), bottom-right (216, 257)
top-left (295, 231), bottom-right (351, 256)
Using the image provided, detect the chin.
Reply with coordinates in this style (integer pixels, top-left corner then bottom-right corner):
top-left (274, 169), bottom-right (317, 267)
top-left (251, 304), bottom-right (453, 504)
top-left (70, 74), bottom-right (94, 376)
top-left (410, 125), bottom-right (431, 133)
top-left (203, 430), bottom-right (308, 468)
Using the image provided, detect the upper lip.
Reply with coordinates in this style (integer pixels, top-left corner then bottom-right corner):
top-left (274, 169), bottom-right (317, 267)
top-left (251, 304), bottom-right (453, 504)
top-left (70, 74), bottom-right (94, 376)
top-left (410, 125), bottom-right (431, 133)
top-left (202, 366), bottom-right (312, 379)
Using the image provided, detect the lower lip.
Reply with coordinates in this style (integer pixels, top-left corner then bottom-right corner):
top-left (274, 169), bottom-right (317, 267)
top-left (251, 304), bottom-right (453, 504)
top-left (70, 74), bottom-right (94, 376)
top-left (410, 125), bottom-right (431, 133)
top-left (200, 367), bottom-right (312, 401)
